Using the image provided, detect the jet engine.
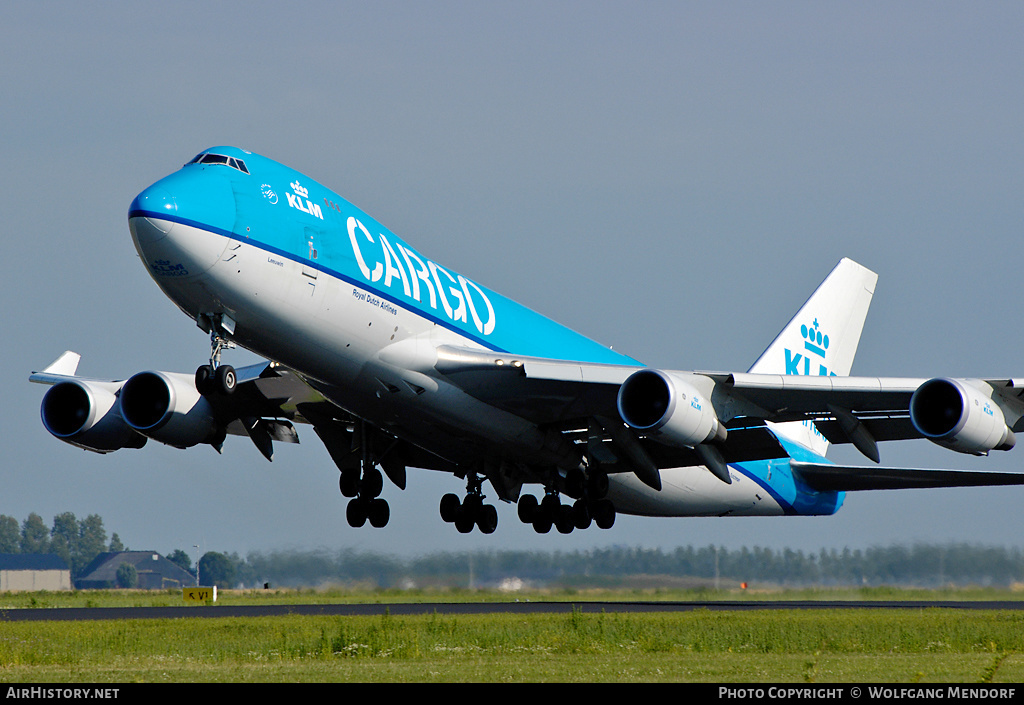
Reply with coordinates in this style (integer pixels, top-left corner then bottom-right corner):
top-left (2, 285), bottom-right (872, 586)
top-left (909, 377), bottom-right (1016, 455)
top-left (119, 371), bottom-right (219, 448)
top-left (617, 369), bottom-right (725, 447)
top-left (40, 380), bottom-right (146, 453)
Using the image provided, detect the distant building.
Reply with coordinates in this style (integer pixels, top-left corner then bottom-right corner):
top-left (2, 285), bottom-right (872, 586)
top-left (0, 554), bottom-right (71, 591)
top-left (76, 551), bottom-right (195, 590)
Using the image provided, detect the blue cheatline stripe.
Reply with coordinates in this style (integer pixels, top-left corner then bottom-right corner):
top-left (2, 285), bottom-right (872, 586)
top-left (723, 435), bottom-right (843, 516)
top-left (129, 210), bottom-right (643, 365)
top-left (727, 461), bottom-right (801, 516)
top-left (130, 209), bottom-right (510, 353)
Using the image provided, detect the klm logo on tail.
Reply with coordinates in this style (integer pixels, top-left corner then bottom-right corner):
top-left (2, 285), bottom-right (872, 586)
top-left (747, 258), bottom-right (877, 455)
top-left (784, 319), bottom-right (836, 377)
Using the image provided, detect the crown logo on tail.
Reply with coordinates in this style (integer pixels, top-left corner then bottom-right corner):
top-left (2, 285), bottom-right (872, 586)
top-left (801, 319), bottom-right (829, 359)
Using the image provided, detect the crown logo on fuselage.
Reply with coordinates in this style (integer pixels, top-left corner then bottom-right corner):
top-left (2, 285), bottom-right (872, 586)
top-left (284, 180), bottom-right (322, 220)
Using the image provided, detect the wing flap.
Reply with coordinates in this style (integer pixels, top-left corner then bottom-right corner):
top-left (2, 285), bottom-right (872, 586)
top-left (707, 372), bottom-right (922, 420)
top-left (434, 344), bottom-right (637, 425)
top-left (636, 426), bottom-right (788, 469)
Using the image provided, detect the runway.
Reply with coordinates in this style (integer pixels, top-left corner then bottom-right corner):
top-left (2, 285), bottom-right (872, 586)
top-left (3, 600), bottom-right (1024, 622)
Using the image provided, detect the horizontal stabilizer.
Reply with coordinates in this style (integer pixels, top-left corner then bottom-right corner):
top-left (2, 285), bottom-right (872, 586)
top-left (791, 461), bottom-right (1024, 492)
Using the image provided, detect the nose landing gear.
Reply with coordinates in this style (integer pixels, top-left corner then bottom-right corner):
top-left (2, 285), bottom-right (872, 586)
top-left (195, 327), bottom-right (236, 396)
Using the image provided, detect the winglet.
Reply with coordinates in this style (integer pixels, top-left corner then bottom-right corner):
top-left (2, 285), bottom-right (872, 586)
top-left (42, 351), bottom-right (82, 376)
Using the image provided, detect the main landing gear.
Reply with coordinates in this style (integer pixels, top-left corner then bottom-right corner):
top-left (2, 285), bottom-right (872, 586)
top-left (439, 473), bottom-right (498, 534)
top-left (517, 468), bottom-right (616, 534)
top-left (340, 464), bottom-right (391, 529)
top-left (337, 421), bottom-right (392, 529)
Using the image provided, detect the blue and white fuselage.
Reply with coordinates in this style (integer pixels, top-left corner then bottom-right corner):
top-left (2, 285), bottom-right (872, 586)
top-left (125, 146), bottom-right (843, 521)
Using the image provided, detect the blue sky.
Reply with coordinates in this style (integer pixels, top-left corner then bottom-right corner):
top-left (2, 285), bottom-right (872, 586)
top-left (3, 2), bottom-right (1023, 560)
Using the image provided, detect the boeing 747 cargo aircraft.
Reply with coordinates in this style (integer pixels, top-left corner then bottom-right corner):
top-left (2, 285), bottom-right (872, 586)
top-left (30, 148), bottom-right (1024, 534)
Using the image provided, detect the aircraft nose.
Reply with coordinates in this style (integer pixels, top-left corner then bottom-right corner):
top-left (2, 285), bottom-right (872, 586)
top-left (129, 186), bottom-right (178, 243)
top-left (129, 169), bottom-right (235, 280)
top-left (133, 186), bottom-right (177, 218)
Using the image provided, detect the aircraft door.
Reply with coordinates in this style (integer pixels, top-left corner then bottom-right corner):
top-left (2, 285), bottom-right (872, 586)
top-left (302, 226), bottom-right (321, 285)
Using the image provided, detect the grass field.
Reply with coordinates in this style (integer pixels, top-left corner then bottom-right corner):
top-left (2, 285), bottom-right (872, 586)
top-left (1, 588), bottom-right (1023, 682)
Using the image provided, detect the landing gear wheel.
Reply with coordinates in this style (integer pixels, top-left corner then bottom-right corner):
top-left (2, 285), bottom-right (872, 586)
top-left (462, 493), bottom-right (482, 516)
top-left (532, 513), bottom-right (552, 534)
top-left (540, 493), bottom-right (561, 517)
top-left (455, 510), bottom-right (475, 534)
top-left (195, 365), bottom-right (215, 396)
top-left (572, 499), bottom-right (592, 530)
top-left (215, 364), bottom-right (237, 395)
top-left (360, 467), bottom-right (383, 499)
top-left (346, 498), bottom-right (368, 528)
top-left (517, 495), bottom-right (539, 524)
top-left (593, 500), bottom-right (616, 529)
top-left (339, 470), bottom-right (359, 498)
top-left (440, 493), bottom-right (461, 523)
top-left (368, 498), bottom-right (390, 528)
top-left (555, 504), bottom-right (575, 534)
top-left (477, 504), bottom-right (498, 534)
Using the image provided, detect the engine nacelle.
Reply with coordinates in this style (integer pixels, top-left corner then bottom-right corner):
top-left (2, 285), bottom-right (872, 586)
top-left (909, 377), bottom-right (1016, 455)
top-left (119, 371), bottom-right (219, 448)
top-left (40, 380), bottom-right (146, 453)
top-left (617, 369), bottom-right (725, 447)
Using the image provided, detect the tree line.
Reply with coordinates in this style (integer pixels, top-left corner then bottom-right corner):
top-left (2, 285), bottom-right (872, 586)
top-left (0, 512), bottom-right (123, 580)
top-left (5, 511), bottom-right (1024, 588)
top-left (0, 511), bottom-right (205, 584)
top-left (219, 543), bottom-right (1024, 589)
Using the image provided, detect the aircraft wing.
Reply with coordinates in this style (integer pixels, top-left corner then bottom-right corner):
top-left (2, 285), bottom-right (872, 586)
top-left (30, 353), bottom-right (338, 456)
top-left (790, 461), bottom-right (1024, 491)
top-left (434, 344), bottom-right (635, 425)
top-left (31, 354), bottom-right (332, 422)
top-left (31, 351), bottom-right (454, 483)
top-left (433, 343), bottom-right (923, 432)
top-left (432, 345), bottom-right (1024, 468)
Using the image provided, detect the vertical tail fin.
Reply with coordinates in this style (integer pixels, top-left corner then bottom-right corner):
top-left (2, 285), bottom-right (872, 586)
top-left (748, 258), bottom-right (878, 456)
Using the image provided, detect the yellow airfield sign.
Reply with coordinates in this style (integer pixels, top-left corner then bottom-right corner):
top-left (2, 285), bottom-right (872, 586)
top-left (182, 586), bottom-right (218, 602)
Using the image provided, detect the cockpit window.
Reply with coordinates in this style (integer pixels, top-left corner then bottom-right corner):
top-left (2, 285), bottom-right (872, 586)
top-left (185, 152), bottom-right (249, 174)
